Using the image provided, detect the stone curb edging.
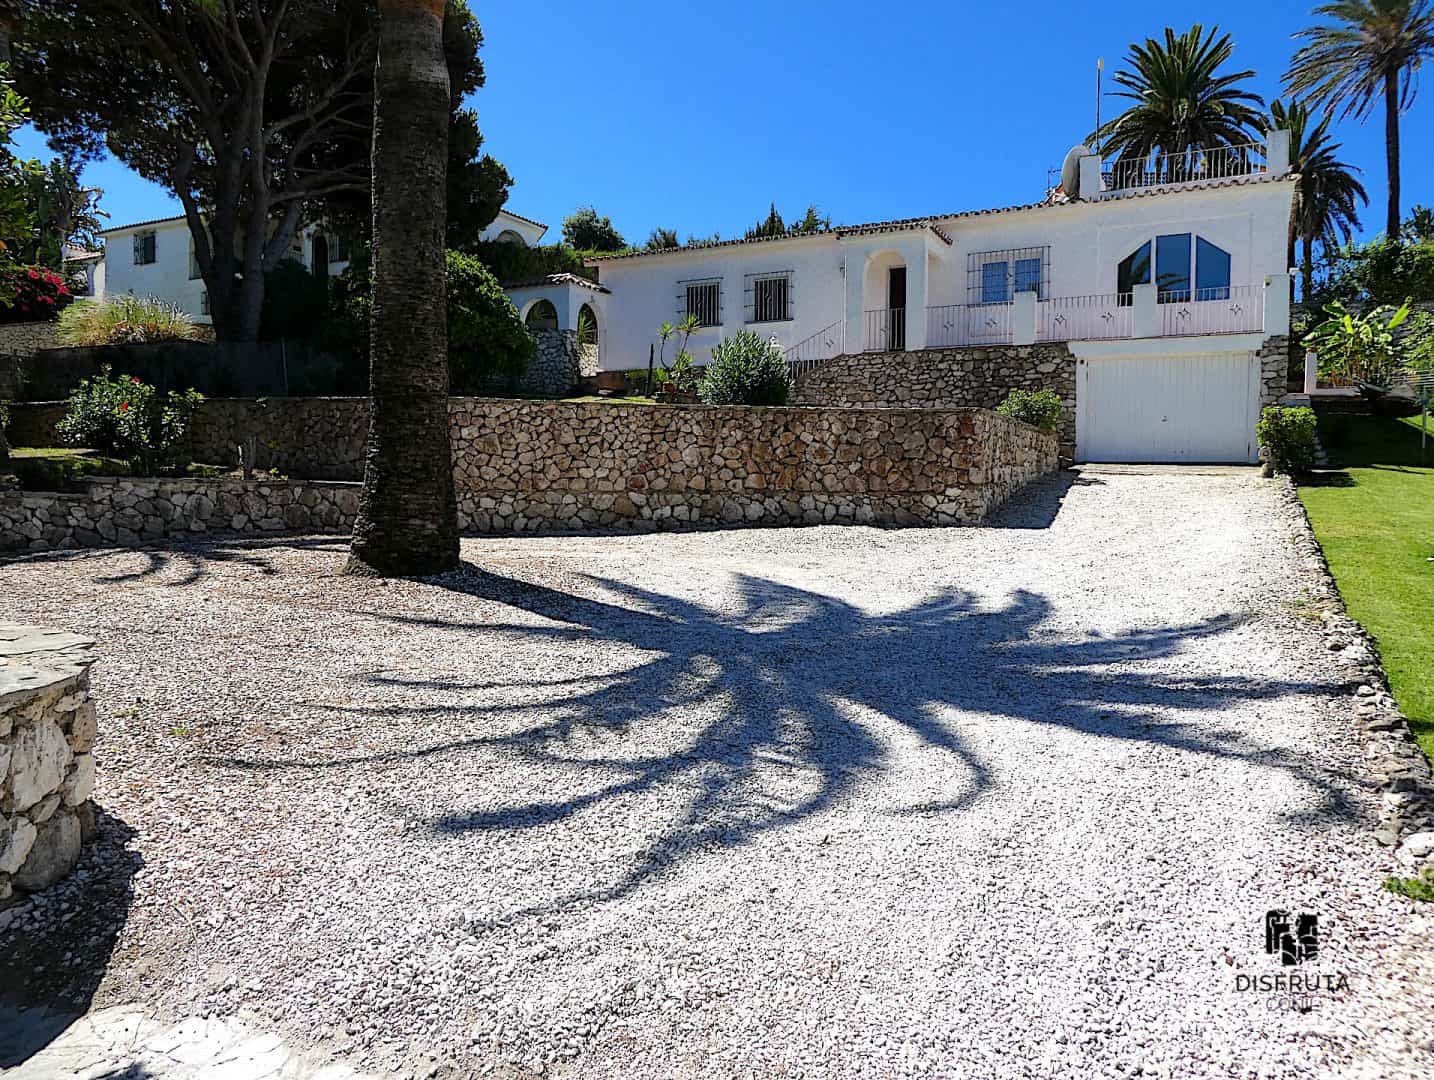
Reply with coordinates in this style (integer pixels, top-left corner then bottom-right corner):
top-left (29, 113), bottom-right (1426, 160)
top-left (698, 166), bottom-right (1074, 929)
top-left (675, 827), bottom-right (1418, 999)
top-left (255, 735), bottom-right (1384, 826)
top-left (1276, 476), bottom-right (1434, 873)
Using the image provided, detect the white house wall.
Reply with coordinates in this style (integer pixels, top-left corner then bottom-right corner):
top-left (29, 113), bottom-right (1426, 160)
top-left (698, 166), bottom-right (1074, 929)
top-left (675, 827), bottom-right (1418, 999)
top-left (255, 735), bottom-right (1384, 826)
top-left (595, 233), bottom-right (846, 371)
top-left (593, 179), bottom-right (1294, 371)
top-left (102, 221), bottom-right (213, 324)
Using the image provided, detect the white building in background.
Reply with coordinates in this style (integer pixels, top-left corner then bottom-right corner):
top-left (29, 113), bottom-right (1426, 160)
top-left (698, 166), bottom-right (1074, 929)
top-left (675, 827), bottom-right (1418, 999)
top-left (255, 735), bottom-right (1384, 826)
top-left (90, 207), bottom-right (549, 325)
top-left (569, 131), bottom-right (1298, 464)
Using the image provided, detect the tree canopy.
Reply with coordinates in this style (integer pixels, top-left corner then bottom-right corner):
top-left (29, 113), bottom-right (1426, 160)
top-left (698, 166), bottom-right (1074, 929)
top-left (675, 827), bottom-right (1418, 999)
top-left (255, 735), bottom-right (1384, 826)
top-left (12, 0), bottom-right (507, 340)
top-left (561, 206), bottom-right (626, 252)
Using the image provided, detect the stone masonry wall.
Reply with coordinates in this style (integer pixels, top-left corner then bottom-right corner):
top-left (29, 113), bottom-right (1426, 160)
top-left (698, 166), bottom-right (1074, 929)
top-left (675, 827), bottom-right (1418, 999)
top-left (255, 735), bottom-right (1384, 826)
top-left (1258, 335), bottom-right (1291, 407)
top-left (793, 344), bottom-right (1077, 456)
top-left (448, 401), bottom-right (1058, 531)
top-left (516, 329), bottom-right (582, 398)
top-left (0, 477), bottom-right (359, 552)
top-left (1, 624), bottom-right (99, 901)
top-left (0, 321), bottom-right (60, 362)
top-left (2, 401), bottom-right (1059, 550)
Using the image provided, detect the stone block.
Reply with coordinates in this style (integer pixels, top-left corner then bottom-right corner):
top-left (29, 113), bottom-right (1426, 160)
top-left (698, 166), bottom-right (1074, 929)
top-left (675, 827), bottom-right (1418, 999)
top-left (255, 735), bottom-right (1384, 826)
top-left (5, 716), bottom-right (71, 812)
top-left (12, 808), bottom-right (80, 891)
top-left (0, 814), bottom-right (37, 873)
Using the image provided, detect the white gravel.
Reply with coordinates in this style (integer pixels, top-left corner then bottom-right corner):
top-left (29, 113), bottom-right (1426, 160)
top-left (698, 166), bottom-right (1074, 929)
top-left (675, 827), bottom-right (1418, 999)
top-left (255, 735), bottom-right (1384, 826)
top-left (2, 465), bottom-right (1432, 1079)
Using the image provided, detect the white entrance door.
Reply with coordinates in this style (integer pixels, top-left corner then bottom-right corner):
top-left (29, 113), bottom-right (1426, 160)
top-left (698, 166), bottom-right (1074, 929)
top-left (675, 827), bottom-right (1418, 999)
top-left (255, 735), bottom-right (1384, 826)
top-left (1077, 351), bottom-right (1260, 464)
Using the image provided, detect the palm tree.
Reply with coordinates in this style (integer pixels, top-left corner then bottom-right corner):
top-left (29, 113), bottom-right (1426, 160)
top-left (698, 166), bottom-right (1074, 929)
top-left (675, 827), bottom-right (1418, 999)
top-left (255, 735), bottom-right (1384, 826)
top-left (1286, 1), bottom-right (1434, 237)
top-left (1093, 25), bottom-right (1265, 176)
top-left (345, 0), bottom-right (460, 577)
top-left (1265, 99), bottom-right (1368, 301)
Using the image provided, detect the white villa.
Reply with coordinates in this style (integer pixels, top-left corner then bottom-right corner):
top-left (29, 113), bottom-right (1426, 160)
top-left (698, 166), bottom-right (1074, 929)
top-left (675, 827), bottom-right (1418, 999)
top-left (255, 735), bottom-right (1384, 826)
top-left (559, 132), bottom-right (1299, 464)
top-left (84, 130), bottom-right (1300, 464)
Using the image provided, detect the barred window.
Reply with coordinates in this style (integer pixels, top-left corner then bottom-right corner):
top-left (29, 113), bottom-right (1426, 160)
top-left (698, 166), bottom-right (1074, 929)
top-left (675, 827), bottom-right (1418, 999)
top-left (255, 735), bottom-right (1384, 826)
top-left (683, 280), bottom-right (721, 326)
top-left (133, 231), bottom-right (157, 266)
top-left (969, 246), bottom-right (1049, 304)
top-left (200, 289), bottom-right (210, 316)
top-left (748, 272), bottom-right (792, 323)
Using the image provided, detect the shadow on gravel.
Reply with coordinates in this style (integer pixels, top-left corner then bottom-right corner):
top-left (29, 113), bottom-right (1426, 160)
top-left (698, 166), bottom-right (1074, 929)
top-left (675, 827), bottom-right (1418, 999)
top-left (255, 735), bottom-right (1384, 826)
top-left (2, 536), bottom-right (348, 587)
top-left (0, 810), bottom-right (141, 1067)
top-left (214, 563), bottom-right (1348, 916)
top-left (987, 470), bottom-right (1104, 529)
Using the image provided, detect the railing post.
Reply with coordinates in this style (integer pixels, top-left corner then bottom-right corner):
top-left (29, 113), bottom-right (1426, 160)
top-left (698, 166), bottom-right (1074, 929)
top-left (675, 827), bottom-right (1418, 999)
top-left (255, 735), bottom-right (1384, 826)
top-left (1012, 290), bottom-right (1038, 346)
top-left (1132, 283), bottom-right (1158, 338)
top-left (1263, 273), bottom-right (1291, 336)
top-left (1078, 154), bottom-right (1103, 199)
top-left (1304, 350), bottom-right (1318, 395)
top-left (1266, 129), bottom-right (1291, 178)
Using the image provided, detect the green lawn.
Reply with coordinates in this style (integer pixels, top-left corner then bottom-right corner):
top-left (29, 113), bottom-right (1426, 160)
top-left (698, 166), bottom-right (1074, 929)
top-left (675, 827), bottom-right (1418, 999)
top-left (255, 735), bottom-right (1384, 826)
top-left (1300, 412), bottom-right (1434, 760)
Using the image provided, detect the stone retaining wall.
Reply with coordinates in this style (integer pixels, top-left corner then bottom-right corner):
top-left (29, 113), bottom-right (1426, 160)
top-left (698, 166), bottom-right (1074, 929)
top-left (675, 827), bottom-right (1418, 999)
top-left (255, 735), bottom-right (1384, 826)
top-left (0, 321), bottom-right (59, 363)
top-left (449, 401), bottom-right (1057, 531)
top-left (793, 344), bottom-right (1077, 455)
top-left (1, 624), bottom-right (98, 901)
top-left (2, 401), bottom-right (1059, 550)
top-left (1, 478), bottom-right (359, 551)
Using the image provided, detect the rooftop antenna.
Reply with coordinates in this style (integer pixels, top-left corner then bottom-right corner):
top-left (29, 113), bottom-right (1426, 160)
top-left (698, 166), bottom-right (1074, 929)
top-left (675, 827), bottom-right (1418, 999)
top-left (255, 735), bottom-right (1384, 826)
top-left (1095, 57), bottom-right (1104, 151)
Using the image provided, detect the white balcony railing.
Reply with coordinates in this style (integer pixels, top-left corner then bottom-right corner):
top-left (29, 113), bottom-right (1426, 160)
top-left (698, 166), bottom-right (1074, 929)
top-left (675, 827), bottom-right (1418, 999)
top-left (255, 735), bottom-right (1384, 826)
top-left (785, 320), bottom-right (845, 379)
top-left (1157, 286), bottom-right (1264, 336)
top-left (864, 307), bottom-right (907, 352)
top-left (927, 304), bottom-right (1014, 347)
top-left (1103, 142), bottom-right (1266, 192)
top-left (1038, 294), bottom-right (1133, 342)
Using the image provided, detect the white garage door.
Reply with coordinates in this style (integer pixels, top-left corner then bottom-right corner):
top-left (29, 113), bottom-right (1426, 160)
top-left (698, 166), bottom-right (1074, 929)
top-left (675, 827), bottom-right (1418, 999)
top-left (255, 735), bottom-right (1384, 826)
top-left (1077, 351), bottom-right (1260, 464)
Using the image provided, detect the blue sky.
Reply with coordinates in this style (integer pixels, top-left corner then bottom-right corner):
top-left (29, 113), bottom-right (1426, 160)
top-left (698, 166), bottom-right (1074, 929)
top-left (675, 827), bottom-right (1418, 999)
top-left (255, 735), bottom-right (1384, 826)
top-left (16, 0), bottom-right (1433, 244)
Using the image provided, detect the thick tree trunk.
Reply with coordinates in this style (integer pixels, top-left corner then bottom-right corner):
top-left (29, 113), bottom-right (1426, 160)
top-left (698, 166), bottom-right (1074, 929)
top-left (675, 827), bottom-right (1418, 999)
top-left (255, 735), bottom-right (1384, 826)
top-left (1384, 72), bottom-right (1401, 238)
top-left (345, 0), bottom-right (458, 577)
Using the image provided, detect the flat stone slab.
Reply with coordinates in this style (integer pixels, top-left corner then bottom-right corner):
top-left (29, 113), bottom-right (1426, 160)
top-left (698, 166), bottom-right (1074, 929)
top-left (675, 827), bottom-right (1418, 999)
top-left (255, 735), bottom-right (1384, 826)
top-left (0, 1005), bottom-right (376, 1079)
top-left (0, 624), bottom-right (96, 709)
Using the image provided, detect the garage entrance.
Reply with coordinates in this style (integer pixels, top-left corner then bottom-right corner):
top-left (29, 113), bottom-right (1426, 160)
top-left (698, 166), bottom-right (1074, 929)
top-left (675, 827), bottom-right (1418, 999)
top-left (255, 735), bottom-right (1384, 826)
top-left (1076, 350), bottom-right (1260, 464)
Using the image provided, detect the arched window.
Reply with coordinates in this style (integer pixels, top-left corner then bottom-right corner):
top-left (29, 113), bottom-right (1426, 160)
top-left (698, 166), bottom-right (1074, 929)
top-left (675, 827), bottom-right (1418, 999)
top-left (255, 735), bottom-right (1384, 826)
top-left (524, 299), bottom-right (559, 331)
top-left (496, 229), bottom-right (527, 246)
top-left (1117, 234), bottom-right (1231, 304)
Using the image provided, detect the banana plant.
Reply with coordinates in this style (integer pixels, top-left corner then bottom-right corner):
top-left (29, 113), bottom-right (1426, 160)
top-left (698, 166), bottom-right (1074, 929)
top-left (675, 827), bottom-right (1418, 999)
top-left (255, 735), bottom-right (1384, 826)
top-left (1303, 299), bottom-right (1411, 397)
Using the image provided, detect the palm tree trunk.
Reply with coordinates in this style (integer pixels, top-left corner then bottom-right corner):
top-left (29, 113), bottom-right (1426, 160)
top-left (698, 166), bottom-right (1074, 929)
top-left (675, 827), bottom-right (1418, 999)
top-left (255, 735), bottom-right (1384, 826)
top-left (1301, 234), bottom-right (1314, 306)
top-left (344, 0), bottom-right (459, 577)
top-left (1384, 70), bottom-right (1401, 237)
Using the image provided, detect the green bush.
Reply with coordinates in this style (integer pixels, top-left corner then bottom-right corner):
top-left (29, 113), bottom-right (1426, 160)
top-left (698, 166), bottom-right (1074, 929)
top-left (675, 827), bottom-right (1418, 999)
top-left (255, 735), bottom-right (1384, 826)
top-left (55, 366), bottom-right (204, 473)
top-left (1256, 405), bottom-right (1319, 475)
top-left (318, 249), bottom-right (535, 393)
top-left (55, 295), bottom-right (202, 346)
top-left (445, 250), bottom-right (536, 392)
top-left (260, 258), bottom-right (330, 341)
top-left (698, 330), bottom-right (790, 406)
top-left (995, 388), bottom-right (1064, 432)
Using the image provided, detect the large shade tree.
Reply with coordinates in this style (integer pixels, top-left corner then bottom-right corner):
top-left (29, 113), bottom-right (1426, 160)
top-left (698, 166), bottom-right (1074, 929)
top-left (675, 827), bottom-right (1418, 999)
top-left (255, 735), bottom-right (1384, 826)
top-left (344, 0), bottom-right (458, 577)
top-left (1265, 99), bottom-right (1368, 301)
top-left (12, 0), bottom-right (506, 342)
top-left (1286, 1), bottom-right (1434, 237)
top-left (1092, 25), bottom-right (1265, 169)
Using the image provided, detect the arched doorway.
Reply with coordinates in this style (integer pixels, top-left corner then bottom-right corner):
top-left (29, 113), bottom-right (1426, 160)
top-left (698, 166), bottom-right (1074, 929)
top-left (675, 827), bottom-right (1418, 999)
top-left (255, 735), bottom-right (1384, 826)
top-left (577, 303), bottom-right (600, 375)
top-left (862, 250), bottom-right (906, 351)
top-left (524, 299), bottom-right (559, 331)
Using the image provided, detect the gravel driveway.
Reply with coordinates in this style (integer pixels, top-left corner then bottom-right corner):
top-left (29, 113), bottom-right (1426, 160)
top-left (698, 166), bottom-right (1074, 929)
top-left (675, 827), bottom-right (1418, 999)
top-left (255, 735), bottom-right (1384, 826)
top-left (2, 467), bottom-right (1431, 1079)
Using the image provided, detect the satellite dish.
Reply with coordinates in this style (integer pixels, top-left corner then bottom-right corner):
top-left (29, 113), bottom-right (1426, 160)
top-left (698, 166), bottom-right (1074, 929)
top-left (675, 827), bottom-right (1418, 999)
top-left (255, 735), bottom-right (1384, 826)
top-left (1061, 144), bottom-right (1094, 199)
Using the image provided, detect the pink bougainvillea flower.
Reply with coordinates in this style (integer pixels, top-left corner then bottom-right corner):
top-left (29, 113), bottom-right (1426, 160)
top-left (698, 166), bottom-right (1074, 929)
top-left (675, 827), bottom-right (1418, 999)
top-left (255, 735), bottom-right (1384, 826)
top-left (131, 376), bottom-right (142, 384)
top-left (119, 402), bottom-right (130, 413)
top-left (26, 268), bottom-right (38, 280)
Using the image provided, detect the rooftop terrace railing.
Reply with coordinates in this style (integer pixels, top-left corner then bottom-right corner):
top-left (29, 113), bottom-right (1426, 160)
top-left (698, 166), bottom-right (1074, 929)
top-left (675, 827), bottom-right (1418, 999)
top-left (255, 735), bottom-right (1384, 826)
top-left (1102, 142), bottom-right (1266, 192)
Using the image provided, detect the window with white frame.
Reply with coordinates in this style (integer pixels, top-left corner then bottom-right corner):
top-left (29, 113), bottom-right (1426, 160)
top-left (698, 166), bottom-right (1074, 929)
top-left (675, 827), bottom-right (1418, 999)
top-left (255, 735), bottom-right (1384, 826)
top-left (133, 230), bottom-right (157, 266)
top-left (968, 247), bottom-right (1048, 304)
top-left (681, 279), bottom-right (721, 327)
top-left (746, 271), bottom-right (793, 323)
top-left (200, 289), bottom-right (210, 316)
top-left (1116, 234), bottom-right (1232, 303)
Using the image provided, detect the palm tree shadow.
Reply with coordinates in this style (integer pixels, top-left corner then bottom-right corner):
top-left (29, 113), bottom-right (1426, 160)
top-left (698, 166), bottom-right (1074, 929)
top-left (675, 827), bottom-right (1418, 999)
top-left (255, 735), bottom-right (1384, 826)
top-left (294, 561), bottom-right (1340, 918)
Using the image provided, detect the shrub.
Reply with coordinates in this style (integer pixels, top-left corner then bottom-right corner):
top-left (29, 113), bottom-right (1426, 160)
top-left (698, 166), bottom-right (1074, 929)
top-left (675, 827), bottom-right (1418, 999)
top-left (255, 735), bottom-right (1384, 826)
top-left (698, 330), bottom-right (790, 406)
top-left (55, 366), bottom-right (204, 473)
top-left (1255, 405), bottom-right (1318, 475)
top-left (0, 264), bottom-right (75, 324)
top-left (260, 258), bottom-right (330, 341)
top-left (56, 296), bottom-right (202, 346)
top-left (318, 249), bottom-right (535, 393)
top-left (445, 250), bottom-right (536, 392)
top-left (995, 388), bottom-right (1063, 432)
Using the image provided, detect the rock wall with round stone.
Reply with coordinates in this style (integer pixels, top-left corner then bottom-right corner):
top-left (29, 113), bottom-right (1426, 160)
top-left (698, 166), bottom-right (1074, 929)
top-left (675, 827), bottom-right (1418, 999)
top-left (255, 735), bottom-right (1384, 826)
top-left (1, 625), bottom-right (99, 901)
